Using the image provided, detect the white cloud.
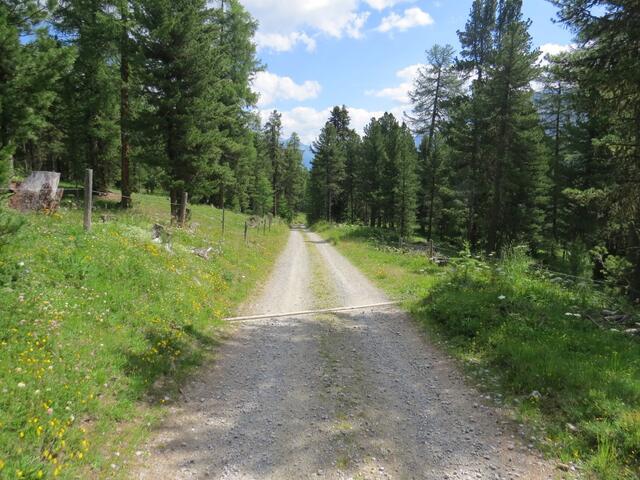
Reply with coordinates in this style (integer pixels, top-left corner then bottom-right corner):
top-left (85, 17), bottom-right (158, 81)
top-left (254, 32), bottom-right (316, 53)
top-left (377, 7), bottom-right (434, 33)
top-left (243, 0), bottom-right (370, 52)
top-left (366, 63), bottom-right (424, 104)
top-left (262, 105), bottom-right (408, 145)
top-left (253, 72), bottom-right (322, 107)
top-left (363, 0), bottom-right (413, 11)
top-left (537, 43), bottom-right (576, 66)
top-left (540, 43), bottom-right (575, 57)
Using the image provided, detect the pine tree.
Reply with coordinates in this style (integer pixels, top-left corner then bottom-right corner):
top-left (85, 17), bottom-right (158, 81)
top-left (263, 110), bottom-right (284, 217)
top-left (393, 124), bottom-right (419, 239)
top-left (456, 0), bottom-right (497, 248)
top-left (378, 113), bottom-right (401, 228)
top-left (359, 117), bottom-right (387, 227)
top-left (118, 0), bottom-right (132, 207)
top-left (408, 44), bottom-right (462, 238)
top-left (1, 1), bottom-right (56, 175)
top-left (10, 30), bottom-right (74, 174)
top-left (282, 133), bottom-right (306, 221)
top-left (214, 0), bottom-right (261, 213)
top-left (310, 122), bottom-right (345, 223)
top-left (458, 0), bottom-right (497, 83)
top-left (56, 0), bottom-right (120, 191)
top-left (549, 0), bottom-right (640, 296)
top-left (328, 105), bottom-right (358, 222)
top-left (135, 0), bottom-right (224, 219)
top-left (483, 0), bottom-right (548, 252)
top-left (537, 54), bottom-right (575, 242)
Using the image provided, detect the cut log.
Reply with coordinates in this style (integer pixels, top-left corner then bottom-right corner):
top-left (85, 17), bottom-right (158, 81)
top-left (9, 172), bottom-right (64, 212)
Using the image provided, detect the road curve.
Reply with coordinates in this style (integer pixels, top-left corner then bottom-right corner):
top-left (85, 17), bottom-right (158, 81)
top-left (135, 229), bottom-right (555, 480)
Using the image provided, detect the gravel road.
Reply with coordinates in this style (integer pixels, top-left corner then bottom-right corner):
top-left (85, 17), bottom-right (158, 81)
top-left (136, 229), bottom-right (555, 480)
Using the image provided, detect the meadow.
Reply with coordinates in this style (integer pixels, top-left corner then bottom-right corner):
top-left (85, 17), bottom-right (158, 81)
top-left (0, 194), bottom-right (288, 479)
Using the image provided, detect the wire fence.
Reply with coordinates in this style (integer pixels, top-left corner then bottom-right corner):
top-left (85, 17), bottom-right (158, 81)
top-left (3, 170), bottom-right (279, 245)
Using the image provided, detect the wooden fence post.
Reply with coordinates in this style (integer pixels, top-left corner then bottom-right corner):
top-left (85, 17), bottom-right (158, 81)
top-left (263, 217), bottom-right (266, 235)
top-left (180, 192), bottom-right (188, 227)
top-left (244, 221), bottom-right (248, 244)
top-left (83, 169), bottom-right (93, 231)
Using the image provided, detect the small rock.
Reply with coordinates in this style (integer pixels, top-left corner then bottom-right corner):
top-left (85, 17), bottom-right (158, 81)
top-left (528, 390), bottom-right (542, 400)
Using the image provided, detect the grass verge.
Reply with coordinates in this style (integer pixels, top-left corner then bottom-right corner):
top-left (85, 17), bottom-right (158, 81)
top-left (0, 193), bottom-right (288, 479)
top-left (314, 222), bottom-right (640, 480)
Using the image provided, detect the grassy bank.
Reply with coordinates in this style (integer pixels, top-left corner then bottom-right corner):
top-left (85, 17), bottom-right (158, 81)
top-left (314, 223), bottom-right (640, 479)
top-left (0, 194), bottom-right (288, 479)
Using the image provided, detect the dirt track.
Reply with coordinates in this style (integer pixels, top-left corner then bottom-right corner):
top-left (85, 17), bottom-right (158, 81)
top-left (136, 229), bottom-right (555, 480)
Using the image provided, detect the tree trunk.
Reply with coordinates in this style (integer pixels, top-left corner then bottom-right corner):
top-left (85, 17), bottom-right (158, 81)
top-left (423, 69), bottom-right (442, 233)
top-left (468, 108), bottom-right (481, 251)
top-left (428, 146), bottom-right (437, 240)
top-left (120, 1), bottom-right (132, 209)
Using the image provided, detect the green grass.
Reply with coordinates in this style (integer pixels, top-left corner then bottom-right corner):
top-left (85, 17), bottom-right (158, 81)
top-left (314, 222), bottom-right (640, 479)
top-left (0, 193), bottom-right (288, 479)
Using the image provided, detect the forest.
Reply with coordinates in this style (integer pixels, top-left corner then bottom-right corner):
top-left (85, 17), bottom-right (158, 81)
top-left (1, 0), bottom-right (639, 295)
top-left (0, 0), bottom-right (307, 222)
top-left (307, 0), bottom-right (640, 299)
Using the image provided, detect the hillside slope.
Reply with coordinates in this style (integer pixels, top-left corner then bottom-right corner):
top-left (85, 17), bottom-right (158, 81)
top-left (0, 194), bottom-right (288, 478)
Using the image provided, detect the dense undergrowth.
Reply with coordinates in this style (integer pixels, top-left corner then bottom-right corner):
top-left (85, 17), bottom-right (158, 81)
top-left (315, 222), bottom-right (640, 480)
top-left (0, 194), bottom-right (288, 479)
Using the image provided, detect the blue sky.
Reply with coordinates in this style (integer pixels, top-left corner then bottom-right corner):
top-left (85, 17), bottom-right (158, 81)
top-left (245, 0), bottom-right (575, 144)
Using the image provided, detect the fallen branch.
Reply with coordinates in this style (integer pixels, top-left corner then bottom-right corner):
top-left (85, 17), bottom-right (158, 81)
top-left (224, 301), bottom-right (401, 322)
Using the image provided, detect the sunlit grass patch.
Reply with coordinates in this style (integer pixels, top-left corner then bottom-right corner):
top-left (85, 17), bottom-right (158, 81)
top-left (0, 193), bottom-right (288, 478)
